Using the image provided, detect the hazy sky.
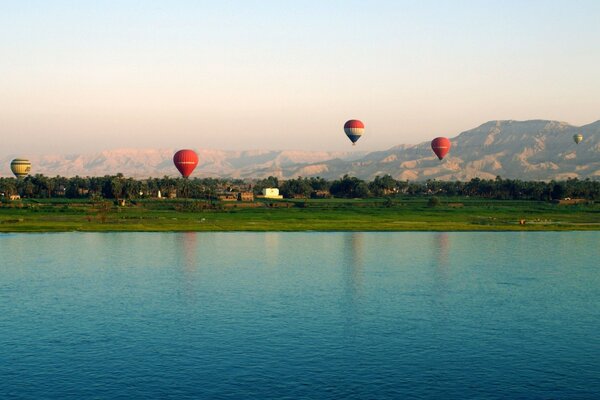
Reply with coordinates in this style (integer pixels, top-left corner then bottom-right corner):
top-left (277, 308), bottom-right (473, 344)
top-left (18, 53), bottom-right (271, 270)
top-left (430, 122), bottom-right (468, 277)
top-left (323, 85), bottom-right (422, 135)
top-left (1, 0), bottom-right (599, 155)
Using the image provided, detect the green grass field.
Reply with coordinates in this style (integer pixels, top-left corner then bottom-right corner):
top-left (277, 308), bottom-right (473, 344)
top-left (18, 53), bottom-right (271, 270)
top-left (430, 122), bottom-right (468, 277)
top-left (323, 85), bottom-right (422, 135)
top-left (1, 198), bottom-right (599, 232)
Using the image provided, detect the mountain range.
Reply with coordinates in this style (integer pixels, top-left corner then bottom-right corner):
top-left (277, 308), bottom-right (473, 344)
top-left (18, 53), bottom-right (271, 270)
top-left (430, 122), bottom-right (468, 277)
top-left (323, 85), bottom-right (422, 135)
top-left (2, 120), bottom-right (599, 181)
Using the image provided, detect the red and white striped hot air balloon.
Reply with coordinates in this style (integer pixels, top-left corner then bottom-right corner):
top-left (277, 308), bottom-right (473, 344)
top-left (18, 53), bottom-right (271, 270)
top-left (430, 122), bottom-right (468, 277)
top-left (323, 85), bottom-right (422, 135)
top-left (173, 149), bottom-right (199, 178)
top-left (344, 120), bottom-right (364, 146)
top-left (431, 137), bottom-right (451, 160)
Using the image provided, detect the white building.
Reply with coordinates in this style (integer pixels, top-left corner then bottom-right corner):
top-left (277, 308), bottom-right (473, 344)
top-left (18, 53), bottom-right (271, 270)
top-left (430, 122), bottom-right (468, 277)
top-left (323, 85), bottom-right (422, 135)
top-left (262, 188), bottom-right (283, 199)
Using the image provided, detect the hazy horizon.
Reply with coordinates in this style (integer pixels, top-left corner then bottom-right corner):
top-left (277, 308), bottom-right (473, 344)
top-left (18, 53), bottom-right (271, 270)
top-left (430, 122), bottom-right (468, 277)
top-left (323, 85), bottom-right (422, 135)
top-left (2, 1), bottom-right (600, 155)
top-left (0, 117), bottom-right (597, 159)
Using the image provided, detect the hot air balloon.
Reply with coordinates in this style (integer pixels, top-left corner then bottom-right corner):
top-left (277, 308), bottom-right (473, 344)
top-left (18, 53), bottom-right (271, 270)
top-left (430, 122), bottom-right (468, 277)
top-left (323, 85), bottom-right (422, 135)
top-left (431, 137), bottom-right (451, 160)
top-left (573, 133), bottom-right (583, 144)
top-left (10, 159), bottom-right (31, 178)
top-left (173, 149), bottom-right (199, 178)
top-left (344, 120), bottom-right (364, 146)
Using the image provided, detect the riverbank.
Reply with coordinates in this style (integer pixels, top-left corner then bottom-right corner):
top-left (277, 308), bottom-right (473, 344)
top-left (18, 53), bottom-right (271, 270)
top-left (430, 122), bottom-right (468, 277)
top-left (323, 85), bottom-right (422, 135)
top-left (1, 198), bottom-right (599, 232)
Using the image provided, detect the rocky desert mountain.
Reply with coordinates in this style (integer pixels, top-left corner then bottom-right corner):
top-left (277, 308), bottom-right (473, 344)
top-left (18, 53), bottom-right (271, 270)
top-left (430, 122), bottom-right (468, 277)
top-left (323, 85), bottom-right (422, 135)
top-left (2, 120), bottom-right (598, 181)
top-left (292, 120), bottom-right (600, 181)
top-left (0, 149), bottom-right (366, 179)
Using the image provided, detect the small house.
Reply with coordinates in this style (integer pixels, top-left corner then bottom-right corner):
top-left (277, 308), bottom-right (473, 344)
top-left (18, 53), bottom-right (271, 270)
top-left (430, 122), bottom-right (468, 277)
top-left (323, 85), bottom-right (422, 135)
top-left (218, 193), bottom-right (238, 201)
top-left (262, 188), bottom-right (283, 199)
top-left (238, 192), bottom-right (254, 202)
top-left (311, 190), bottom-right (331, 199)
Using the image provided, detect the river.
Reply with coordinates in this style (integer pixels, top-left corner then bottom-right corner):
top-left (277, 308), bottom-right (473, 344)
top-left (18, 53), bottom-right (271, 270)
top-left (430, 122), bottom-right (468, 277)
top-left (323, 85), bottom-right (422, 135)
top-left (1, 232), bottom-right (599, 398)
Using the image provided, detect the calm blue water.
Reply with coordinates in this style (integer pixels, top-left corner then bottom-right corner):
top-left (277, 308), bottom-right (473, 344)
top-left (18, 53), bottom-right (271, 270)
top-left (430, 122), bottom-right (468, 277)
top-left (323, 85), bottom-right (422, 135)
top-left (1, 232), bottom-right (599, 399)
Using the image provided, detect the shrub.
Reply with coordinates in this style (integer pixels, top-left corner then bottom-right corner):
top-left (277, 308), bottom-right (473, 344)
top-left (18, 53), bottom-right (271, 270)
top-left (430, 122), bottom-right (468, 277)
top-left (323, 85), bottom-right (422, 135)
top-left (427, 196), bottom-right (441, 207)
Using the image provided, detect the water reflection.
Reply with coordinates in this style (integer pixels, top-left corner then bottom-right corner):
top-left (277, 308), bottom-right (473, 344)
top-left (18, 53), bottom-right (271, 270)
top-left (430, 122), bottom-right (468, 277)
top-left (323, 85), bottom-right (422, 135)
top-left (263, 232), bottom-right (280, 268)
top-left (343, 232), bottom-right (365, 304)
top-left (180, 232), bottom-right (199, 273)
top-left (434, 232), bottom-right (450, 268)
top-left (432, 232), bottom-right (451, 301)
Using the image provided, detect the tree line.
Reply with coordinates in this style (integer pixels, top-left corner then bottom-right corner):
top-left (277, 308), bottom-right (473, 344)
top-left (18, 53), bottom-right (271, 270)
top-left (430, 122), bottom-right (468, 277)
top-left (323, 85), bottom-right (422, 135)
top-left (260, 175), bottom-right (600, 201)
top-left (1, 174), bottom-right (599, 201)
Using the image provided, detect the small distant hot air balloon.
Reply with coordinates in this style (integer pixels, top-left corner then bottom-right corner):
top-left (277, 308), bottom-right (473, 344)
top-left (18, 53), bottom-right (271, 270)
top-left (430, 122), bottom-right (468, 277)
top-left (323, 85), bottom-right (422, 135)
top-left (344, 120), bottom-right (364, 146)
top-left (173, 149), bottom-right (199, 178)
top-left (431, 137), bottom-right (451, 160)
top-left (573, 133), bottom-right (583, 144)
top-left (10, 159), bottom-right (31, 178)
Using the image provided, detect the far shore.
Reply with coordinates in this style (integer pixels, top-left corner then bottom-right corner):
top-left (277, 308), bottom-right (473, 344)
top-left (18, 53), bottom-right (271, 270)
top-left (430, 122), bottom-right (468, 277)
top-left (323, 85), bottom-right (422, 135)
top-left (1, 198), bottom-right (599, 233)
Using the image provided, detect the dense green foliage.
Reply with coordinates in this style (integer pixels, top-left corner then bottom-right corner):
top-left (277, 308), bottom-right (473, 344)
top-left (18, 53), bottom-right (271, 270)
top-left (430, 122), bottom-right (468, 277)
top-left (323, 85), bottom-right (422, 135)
top-left (1, 174), bottom-right (599, 201)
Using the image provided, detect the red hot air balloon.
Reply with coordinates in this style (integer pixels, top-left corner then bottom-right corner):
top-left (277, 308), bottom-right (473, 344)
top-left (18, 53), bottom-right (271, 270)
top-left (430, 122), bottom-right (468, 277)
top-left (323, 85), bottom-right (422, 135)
top-left (173, 149), bottom-right (199, 178)
top-left (344, 120), bottom-right (364, 145)
top-left (431, 137), bottom-right (451, 160)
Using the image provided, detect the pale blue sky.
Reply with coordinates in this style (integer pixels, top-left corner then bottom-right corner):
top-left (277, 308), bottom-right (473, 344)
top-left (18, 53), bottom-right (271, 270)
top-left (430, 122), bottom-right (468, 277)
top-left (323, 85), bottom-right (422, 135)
top-left (1, 0), bottom-right (599, 154)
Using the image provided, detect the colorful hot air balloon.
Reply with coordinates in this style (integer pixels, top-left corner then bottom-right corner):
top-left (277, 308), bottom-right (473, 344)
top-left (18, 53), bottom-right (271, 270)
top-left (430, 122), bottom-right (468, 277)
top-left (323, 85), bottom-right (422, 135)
top-left (344, 120), bottom-right (364, 145)
top-left (573, 133), bottom-right (583, 144)
top-left (431, 137), bottom-right (451, 160)
top-left (10, 159), bottom-right (31, 178)
top-left (173, 149), bottom-right (199, 178)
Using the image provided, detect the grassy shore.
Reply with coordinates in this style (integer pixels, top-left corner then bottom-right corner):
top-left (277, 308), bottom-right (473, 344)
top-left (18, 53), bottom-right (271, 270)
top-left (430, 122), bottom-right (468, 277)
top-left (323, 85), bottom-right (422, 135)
top-left (0, 197), bottom-right (599, 232)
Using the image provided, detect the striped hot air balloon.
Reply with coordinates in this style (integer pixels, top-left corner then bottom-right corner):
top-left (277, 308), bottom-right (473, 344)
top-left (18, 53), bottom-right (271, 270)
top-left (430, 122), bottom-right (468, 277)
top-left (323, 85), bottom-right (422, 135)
top-left (431, 137), bottom-right (451, 160)
top-left (173, 149), bottom-right (199, 178)
top-left (10, 159), bottom-right (31, 178)
top-left (573, 133), bottom-right (583, 144)
top-left (344, 120), bottom-right (364, 145)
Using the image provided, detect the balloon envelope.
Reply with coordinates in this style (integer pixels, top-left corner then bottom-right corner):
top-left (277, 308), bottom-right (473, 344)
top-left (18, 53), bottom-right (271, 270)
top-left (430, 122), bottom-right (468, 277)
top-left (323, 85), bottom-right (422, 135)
top-left (173, 150), bottom-right (199, 178)
top-left (344, 120), bottom-right (364, 145)
top-left (10, 158), bottom-right (31, 178)
top-left (431, 137), bottom-right (451, 160)
top-left (573, 133), bottom-right (583, 144)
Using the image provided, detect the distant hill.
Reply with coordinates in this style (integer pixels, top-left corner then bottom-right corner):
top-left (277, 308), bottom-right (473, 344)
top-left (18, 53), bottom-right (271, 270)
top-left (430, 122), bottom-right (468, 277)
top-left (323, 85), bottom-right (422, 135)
top-left (1, 120), bottom-right (599, 180)
top-left (0, 149), bottom-right (366, 179)
top-left (288, 120), bottom-right (600, 181)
